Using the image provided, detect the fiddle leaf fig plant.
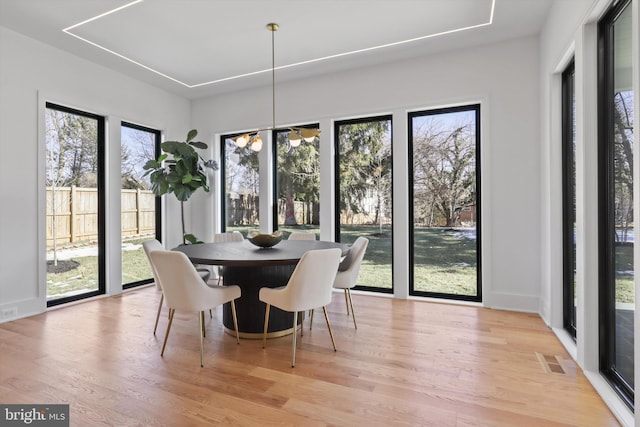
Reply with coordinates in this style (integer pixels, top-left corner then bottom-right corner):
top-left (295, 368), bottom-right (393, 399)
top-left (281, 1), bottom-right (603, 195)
top-left (143, 129), bottom-right (218, 244)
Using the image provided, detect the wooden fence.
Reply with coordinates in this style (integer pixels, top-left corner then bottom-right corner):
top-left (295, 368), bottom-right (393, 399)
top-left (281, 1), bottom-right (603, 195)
top-left (46, 186), bottom-right (155, 248)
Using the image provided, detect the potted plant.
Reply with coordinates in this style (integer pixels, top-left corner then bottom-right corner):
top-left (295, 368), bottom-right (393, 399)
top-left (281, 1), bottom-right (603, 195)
top-left (143, 129), bottom-right (218, 244)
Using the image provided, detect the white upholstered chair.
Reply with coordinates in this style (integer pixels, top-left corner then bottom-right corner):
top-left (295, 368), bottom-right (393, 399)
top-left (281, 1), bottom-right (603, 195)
top-left (213, 231), bottom-right (244, 242)
top-left (332, 237), bottom-right (369, 329)
top-left (212, 231), bottom-right (244, 284)
top-left (143, 239), bottom-right (211, 333)
top-left (287, 231), bottom-right (316, 241)
top-left (142, 239), bottom-right (166, 335)
top-left (259, 248), bottom-right (342, 367)
top-left (149, 250), bottom-right (241, 367)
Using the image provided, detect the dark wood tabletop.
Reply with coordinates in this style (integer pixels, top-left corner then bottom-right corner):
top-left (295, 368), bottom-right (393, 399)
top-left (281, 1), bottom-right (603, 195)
top-left (174, 239), bottom-right (349, 267)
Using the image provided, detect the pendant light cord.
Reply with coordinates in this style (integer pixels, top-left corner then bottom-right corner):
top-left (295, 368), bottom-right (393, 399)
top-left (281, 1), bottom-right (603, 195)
top-left (271, 26), bottom-right (276, 130)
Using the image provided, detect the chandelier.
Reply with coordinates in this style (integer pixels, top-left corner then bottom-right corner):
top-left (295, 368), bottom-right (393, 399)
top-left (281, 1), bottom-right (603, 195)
top-left (232, 23), bottom-right (321, 152)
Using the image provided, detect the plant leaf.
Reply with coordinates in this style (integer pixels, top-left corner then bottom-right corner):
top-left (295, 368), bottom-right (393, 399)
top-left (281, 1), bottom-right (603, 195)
top-left (161, 141), bottom-right (179, 154)
top-left (177, 143), bottom-right (196, 157)
top-left (186, 129), bottom-right (197, 142)
top-left (190, 141), bottom-right (207, 150)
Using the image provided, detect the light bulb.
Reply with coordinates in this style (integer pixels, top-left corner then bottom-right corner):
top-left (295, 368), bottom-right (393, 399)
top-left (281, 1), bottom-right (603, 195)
top-left (250, 136), bottom-right (263, 152)
top-left (303, 136), bottom-right (315, 143)
top-left (234, 134), bottom-right (248, 148)
top-left (289, 133), bottom-right (302, 147)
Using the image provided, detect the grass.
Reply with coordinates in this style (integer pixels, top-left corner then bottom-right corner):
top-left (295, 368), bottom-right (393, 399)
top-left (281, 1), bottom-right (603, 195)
top-left (47, 238), bottom-right (153, 299)
top-left (234, 224), bottom-right (477, 296)
top-left (47, 230), bottom-right (634, 303)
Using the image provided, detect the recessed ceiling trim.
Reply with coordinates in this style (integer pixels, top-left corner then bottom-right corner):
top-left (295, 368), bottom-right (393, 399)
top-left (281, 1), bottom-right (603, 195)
top-left (62, 0), bottom-right (496, 90)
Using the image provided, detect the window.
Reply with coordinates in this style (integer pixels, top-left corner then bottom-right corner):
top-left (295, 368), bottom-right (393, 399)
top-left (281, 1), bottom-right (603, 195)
top-left (121, 122), bottom-right (162, 289)
top-left (562, 59), bottom-right (577, 339)
top-left (334, 116), bottom-right (393, 292)
top-left (221, 133), bottom-right (260, 235)
top-left (409, 105), bottom-right (481, 301)
top-left (272, 125), bottom-right (320, 238)
top-left (598, 0), bottom-right (634, 408)
top-left (45, 102), bottom-right (105, 306)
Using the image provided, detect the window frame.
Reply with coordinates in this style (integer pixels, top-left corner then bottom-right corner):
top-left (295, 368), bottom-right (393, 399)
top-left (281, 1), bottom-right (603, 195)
top-left (121, 121), bottom-right (162, 290)
top-left (408, 103), bottom-right (482, 302)
top-left (333, 115), bottom-right (394, 294)
top-left (597, 0), bottom-right (634, 409)
top-left (271, 123), bottom-right (321, 233)
top-left (45, 102), bottom-right (106, 307)
top-left (562, 59), bottom-right (577, 339)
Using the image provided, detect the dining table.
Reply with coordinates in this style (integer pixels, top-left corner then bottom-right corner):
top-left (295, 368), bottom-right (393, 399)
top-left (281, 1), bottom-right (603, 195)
top-left (174, 239), bottom-right (349, 338)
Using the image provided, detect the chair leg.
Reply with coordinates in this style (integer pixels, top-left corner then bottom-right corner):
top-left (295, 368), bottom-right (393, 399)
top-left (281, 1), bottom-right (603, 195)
top-left (161, 308), bottom-right (175, 357)
top-left (209, 309), bottom-right (212, 319)
top-left (300, 310), bottom-right (304, 337)
top-left (322, 306), bottom-right (337, 351)
top-left (199, 310), bottom-right (205, 367)
top-left (201, 311), bottom-right (206, 338)
top-left (291, 311), bottom-right (298, 367)
top-left (309, 309), bottom-right (314, 330)
top-left (262, 304), bottom-right (271, 349)
top-left (346, 289), bottom-right (357, 329)
top-left (154, 293), bottom-right (164, 335)
top-left (344, 289), bottom-right (350, 316)
top-left (231, 300), bottom-right (240, 345)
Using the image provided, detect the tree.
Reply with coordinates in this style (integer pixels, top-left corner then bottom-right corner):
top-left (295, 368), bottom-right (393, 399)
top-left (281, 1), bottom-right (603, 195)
top-left (45, 108), bottom-right (98, 264)
top-left (224, 141), bottom-right (260, 226)
top-left (337, 121), bottom-right (391, 224)
top-left (412, 114), bottom-right (476, 227)
top-left (276, 131), bottom-right (320, 226)
top-left (613, 90), bottom-right (634, 242)
top-left (143, 130), bottom-right (218, 244)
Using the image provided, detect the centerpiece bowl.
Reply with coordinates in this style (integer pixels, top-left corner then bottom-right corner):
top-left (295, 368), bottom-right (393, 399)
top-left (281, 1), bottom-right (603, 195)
top-left (248, 231), bottom-right (283, 248)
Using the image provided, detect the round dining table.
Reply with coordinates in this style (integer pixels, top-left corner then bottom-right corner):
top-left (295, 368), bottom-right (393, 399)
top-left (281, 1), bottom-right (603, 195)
top-left (174, 239), bottom-right (349, 338)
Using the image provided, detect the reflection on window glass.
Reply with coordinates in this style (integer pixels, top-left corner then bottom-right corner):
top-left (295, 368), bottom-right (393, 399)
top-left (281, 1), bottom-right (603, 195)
top-left (336, 117), bottom-right (392, 291)
top-left (410, 105), bottom-right (480, 301)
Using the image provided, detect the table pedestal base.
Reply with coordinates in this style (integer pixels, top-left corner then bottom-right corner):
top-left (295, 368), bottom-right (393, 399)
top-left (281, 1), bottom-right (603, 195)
top-left (222, 264), bottom-right (301, 336)
top-left (223, 325), bottom-right (301, 340)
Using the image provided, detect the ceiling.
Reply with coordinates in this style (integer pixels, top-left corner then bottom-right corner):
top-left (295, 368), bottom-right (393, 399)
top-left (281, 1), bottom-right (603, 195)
top-left (0, 0), bottom-right (554, 99)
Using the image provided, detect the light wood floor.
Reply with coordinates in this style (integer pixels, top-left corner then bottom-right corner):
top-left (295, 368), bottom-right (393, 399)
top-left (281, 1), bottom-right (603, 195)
top-left (0, 286), bottom-right (619, 426)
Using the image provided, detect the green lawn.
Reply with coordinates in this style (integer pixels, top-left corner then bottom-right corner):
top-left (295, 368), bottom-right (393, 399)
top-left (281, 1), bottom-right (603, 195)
top-left (233, 225), bottom-right (477, 296)
top-left (47, 231), bottom-right (635, 303)
top-left (47, 238), bottom-right (153, 299)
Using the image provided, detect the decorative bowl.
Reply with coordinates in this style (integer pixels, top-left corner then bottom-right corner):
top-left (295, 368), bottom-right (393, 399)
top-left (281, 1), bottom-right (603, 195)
top-left (248, 231), bottom-right (283, 248)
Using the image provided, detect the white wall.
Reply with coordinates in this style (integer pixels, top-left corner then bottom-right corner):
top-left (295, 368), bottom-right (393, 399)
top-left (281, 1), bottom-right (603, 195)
top-left (191, 35), bottom-right (542, 311)
top-left (0, 26), bottom-right (192, 321)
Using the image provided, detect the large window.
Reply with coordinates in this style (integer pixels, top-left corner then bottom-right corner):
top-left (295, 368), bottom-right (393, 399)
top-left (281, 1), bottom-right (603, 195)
top-left (121, 122), bottom-right (161, 289)
top-left (334, 116), bottom-right (393, 292)
top-left (221, 133), bottom-right (260, 235)
top-left (598, 0), bottom-right (634, 408)
top-left (562, 60), bottom-right (577, 339)
top-left (409, 105), bottom-right (481, 301)
top-left (45, 102), bottom-right (105, 306)
top-left (272, 125), bottom-right (320, 238)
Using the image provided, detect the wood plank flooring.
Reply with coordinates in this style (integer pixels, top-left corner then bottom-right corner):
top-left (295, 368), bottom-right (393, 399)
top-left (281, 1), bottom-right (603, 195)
top-left (0, 286), bottom-right (619, 426)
